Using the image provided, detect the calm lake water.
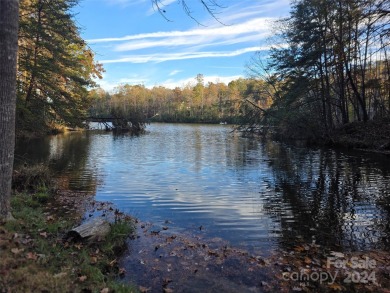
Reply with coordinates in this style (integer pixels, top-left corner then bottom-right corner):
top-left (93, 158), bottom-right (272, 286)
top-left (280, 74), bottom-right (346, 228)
top-left (15, 123), bottom-right (390, 254)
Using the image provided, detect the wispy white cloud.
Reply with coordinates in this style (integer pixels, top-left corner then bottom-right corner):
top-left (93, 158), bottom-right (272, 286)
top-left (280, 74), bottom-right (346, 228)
top-left (161, 0), bottom-right (176, 4)
top-left (87, 0), bottom-right (291, 91)
top-left (101, 46), bottom-right (270, 64)
top-left (108, 20), bottom-right (273, 53)
top-left (198, 0), bottom-right (290, 27)
top-left (169, 70), bottom-right (182, 76)
top-left (104, 0), bottom-right (147, 7)
top-left (87, 18), bottom-right (274, 45)
top-left (87, 12), bottom-right (277, 66)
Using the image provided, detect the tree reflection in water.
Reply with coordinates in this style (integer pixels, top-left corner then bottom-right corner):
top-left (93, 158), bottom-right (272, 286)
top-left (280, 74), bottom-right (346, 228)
top-left (260, 140), bottom-right (390, 252)
top-left (15, 131), bottom-right (99, 193)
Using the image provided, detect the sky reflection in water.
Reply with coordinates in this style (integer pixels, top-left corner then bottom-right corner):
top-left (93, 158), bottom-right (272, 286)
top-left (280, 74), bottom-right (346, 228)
top-left (15, 123), bottom-right (390, 254)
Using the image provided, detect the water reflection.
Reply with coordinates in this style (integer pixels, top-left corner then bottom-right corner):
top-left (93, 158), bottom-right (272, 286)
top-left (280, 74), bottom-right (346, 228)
top-left (260, 141), bottom-right (390, 251)
top-left (15, 132), bottom-right (99, 192)
top-left (14, 124), bottom-right (390, 254)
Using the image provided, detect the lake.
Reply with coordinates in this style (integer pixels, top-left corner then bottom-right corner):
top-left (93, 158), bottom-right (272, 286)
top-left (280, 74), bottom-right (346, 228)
top-left (15, 123), bottom-right (390, 255)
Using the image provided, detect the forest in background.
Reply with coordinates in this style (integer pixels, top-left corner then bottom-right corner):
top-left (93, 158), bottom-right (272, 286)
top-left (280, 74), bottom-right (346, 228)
top-left (87, 75), bottom-right (271, 125)
top-left (15, 0), bottom-right (390, 147)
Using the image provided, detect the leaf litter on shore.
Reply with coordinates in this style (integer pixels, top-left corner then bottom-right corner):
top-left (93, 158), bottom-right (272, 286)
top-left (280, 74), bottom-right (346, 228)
top-left (117, 220), bottom-right (390, 293)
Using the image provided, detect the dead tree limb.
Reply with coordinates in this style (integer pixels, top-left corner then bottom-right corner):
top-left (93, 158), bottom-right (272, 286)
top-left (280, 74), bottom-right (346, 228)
top-left (66, 218), bottom-right (110, 242)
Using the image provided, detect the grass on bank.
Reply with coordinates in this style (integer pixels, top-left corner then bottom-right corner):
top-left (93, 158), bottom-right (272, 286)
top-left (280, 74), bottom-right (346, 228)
top-left (1, 168), bottom-right (137, 293)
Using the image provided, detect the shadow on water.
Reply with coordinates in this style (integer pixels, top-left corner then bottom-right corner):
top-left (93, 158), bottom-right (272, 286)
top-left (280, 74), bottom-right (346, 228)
top-left (15, 131), bottom-right (99, 192)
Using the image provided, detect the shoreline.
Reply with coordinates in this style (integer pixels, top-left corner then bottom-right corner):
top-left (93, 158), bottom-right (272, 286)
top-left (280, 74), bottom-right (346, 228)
top-left (6, 120), bottom-right (390, 292)
top-left (268, 119), bottom-right (390, 156)
top-left (54, 185), bottom-right (390, 293)
top-left (2, 176), bottom-right (390, 292)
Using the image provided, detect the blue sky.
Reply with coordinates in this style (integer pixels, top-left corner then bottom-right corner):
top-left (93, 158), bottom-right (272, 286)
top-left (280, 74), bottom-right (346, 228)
top-left (74, 0), bottom-right (291, 91)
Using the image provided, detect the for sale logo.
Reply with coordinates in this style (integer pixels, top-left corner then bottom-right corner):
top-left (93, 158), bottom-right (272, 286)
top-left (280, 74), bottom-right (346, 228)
top-left (282, 252), bottom-right (378, 285)
top-left (327, 254), bottom-right (378, 285)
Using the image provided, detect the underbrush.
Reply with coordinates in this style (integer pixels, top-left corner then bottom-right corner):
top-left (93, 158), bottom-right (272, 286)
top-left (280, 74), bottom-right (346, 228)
top-left (12, 164), bottom-right (52, 193)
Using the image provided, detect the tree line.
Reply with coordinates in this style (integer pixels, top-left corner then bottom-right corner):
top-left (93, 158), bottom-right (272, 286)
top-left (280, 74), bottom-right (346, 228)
top-left (247, 0), bottom-right (389, 141)
top-left (88, 76), bottom-right (272, 125)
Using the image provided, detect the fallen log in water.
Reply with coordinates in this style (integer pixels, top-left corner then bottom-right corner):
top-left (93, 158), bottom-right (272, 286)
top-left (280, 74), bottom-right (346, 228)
top-left (66, 218), bottom-right (111, 242)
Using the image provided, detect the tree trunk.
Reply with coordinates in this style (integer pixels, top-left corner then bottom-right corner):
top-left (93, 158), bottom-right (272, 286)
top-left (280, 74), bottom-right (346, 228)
top-left (0, 0), bottom-right (19, 220)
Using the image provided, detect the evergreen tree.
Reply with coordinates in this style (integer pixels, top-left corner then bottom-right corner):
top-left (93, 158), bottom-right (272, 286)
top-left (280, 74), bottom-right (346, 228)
top-left (17, 0), bottom-right (103, 134)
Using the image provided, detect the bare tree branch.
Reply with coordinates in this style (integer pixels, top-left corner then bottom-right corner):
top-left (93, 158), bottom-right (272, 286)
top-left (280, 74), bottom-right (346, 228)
top-left (151, 0), bottom-right (227, 26)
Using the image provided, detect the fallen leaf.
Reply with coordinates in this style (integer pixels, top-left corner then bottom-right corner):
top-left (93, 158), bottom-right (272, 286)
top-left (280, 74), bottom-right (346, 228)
top-left (78, 275), bottom-right (87, 282)
top-left (54, 272), bottom-right (67, 278)
top-left (294, 246), bottom-right (305, 252)
top-left (21, 238), bottom-right (33, 245)
top-left (100, 288), bottom-right (109, 293)
top-left (163, 288), bottom-right (174, 293)
top-left (46, 215), bottom-right (55, 221)
top-left (162, 278), bottom-right (172, 286)
top-left (26, 252), bottom-right (38, 260)
top-left (328, 283), bottom-right (344, 291)
top-left (119, 267), bottom-right (126, 275)
top-left (74, 243), bottom-right (83, 250)
top-left (304, 256), bottom-right (312, 264)
top-left (139, 286), bottom-right (151, 293)
top-left (208, 250), bottom-right (219, 256)
top-left (90, 256), bottom-right (98, 264)
top-left (39, 232), bottom-right (48, 238)
top-left (11, 248), bottom-right (24, 255)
